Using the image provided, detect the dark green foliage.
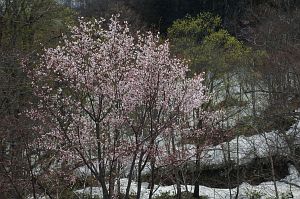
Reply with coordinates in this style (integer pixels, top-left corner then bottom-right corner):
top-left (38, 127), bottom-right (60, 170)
top-left (168, 12), bottom-right (222, 42)
top-left (168, 12), bottom-right (260, 76)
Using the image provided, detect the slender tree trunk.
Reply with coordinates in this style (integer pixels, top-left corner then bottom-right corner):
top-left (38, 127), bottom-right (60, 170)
top-left (193, 145), bottom-right (200, 198)
top-left (270, 155), bottom-right (279, 199)
top-left (117, 169), bottom-right (121, 198)
top-left (26, 150), bottom-right (37, 199)
top-left (95, 122), bottom-right (110, 199)
top-left (148, 113), bottom-right (156, 199)
top-left (125, 152), bottom-right (137, 199)
top-left (226, 141), bottom-right (232, 199)
top-left (148, 158), bottom-right (155, 199)
top-left (170, 132), bottom-right (182, 199)
top-left (108, 161), bottom-right (116, 198)
top-left (109, 130), bottom-right (120, 197)
top-left (0, 16), bottom-right (3, 46)
top-left (235, 136), bottom-right (240, 199)
top-left (175, 170), bottom-right (182, 199)
top-left (251, 81), bottom-right (256, 118)
top-left (136, 152), bottom-right (145, 199)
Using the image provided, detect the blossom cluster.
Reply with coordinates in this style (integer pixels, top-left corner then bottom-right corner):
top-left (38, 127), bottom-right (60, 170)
top-left (26, 15), bottom-right (216, 188)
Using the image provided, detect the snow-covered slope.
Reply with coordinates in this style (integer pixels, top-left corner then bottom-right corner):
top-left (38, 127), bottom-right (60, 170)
top-left (200, 120), bottom-right (300, 167)
top-left (75, 120), bottom-right (300, 177)
top-left (29, 121), bottom-right (300, 199)
top-left (74, 164), bottom-right (300, 199)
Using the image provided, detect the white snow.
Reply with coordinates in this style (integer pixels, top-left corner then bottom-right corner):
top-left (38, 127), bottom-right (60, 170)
top-left (31, 121), bottom-right (300, 199)
top-left (199, 120), bottom-right (300, 167)
top-left (75, 121), bottom-right (300, 177)
top-left (74, 164), bottom-right (300, 199)
top-left (76, 120), bottom-right (300, 179)
top-left (73, 120), bottom-right (300, 198)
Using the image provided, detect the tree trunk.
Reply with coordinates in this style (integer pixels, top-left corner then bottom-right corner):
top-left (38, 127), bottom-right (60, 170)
top-left (235, 136), bottom-right (240, 199)
top-left (270, 155), bottom-right (279, 199)
top-left (175, 170), bottom-right (182, 199)
top-left (148, 158), bottom-right (155, 199)
top-left (193, 145), bottom-right (200, 198)
top-left (95, 122), bottom-right (110, 199)
top-left (136, 152), bottom-right (145, 199)
top-left (125, 152), bottom-right (137, 199)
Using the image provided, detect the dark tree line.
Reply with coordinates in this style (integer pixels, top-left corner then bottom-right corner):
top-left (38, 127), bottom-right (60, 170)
top-left (63, 0), bottom-right (300, 33)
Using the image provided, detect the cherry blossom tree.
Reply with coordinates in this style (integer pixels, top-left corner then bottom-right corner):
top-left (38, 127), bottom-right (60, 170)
top-left (25, 15), bottom-right (217, 199)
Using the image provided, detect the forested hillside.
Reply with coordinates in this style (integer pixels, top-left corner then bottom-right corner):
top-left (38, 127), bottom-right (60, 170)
top-left (1, 0), bottom-right (300, 198)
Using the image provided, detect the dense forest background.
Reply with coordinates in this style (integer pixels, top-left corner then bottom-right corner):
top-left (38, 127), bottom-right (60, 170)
top-left (1, 0), bottom-right (300, 198)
